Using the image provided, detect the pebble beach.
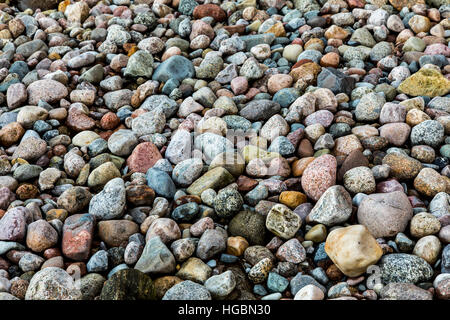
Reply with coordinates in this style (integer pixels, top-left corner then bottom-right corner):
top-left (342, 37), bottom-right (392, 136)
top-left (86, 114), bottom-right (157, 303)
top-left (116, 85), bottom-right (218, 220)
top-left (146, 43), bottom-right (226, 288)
top-left (0, 0), bottom-right (449, 301)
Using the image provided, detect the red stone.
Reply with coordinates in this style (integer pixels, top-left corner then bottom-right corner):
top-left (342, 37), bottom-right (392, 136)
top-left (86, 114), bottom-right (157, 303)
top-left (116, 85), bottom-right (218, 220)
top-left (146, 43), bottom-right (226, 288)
top-left (126, 142), bottom-right (162, 173)
top-left (193, 4), bottom-right (227, 22)
top-left (43, 247), bottom-right (62, 259)
top-left (236, 175), bottom-right (258, 192)
top-left (223, 25), bottom-right (246, 35)
top-left (66, 109), bottom-right (95, 132)
top-left (100, 112), bottom-right (120, 130)
top-left (347, 0), bottom-right (365, 8)
top-left (0, 257), bottom-right (9, 270)
top-left (62, 213), bottom-right (95, 261)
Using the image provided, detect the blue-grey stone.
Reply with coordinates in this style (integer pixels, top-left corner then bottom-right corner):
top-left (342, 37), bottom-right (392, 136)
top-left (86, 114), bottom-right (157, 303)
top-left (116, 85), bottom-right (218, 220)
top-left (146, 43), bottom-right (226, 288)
top-left (267, 272), bottom-right (289, 293)
top-left (152, 55), bottom-right (195, 83)
top-left (273, 88), bottom-right (300, 108)
top-left (171, 202), bottom-right (199, 222)
top-left (290, 274), bottom-right (327, 295)
top-left (87, 250), bottom-right (109, 272)
top-left (146, 168), bottom-right (176, 199)
top-left (162, 280), bottom-right (211, 300)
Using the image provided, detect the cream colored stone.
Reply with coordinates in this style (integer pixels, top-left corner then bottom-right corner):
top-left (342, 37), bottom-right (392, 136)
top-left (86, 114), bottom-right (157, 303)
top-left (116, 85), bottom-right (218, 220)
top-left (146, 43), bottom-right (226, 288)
top-left (413, 235), bottom-right (441, 265)
top-left (410, 212), bottom-right (441, 238)
top-left (325, 224), bottom-right (383, 277)
top-left (294, 284), bottom-right (324, 300)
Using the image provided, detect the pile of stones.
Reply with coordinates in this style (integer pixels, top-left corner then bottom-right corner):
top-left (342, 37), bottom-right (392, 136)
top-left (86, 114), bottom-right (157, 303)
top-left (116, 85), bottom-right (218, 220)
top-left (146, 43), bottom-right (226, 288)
top-left (0, 0), bottom-right (449, 300)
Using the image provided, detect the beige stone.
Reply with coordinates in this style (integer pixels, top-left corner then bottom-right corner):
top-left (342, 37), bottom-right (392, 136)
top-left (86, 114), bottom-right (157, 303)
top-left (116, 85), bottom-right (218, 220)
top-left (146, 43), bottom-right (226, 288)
top-left (413, 235), bottom-right (441, 265)
top-left (294, 284), bottom-right (325, 300)
top-left (325, 225), bottom-right (383, 277)
top-left (410, 212), bottom-right (441, 238)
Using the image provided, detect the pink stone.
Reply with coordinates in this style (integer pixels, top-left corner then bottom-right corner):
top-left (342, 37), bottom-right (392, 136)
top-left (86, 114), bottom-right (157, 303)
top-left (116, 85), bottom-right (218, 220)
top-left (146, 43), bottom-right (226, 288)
top-left (267, 74), bottom-right (293, 94)
top-left (230, 76), bottom-right (248, 95)
top-left (6, 83), bottom-right (27, 109)
top-left (126, 142), bottom-right (162, 173)
top-left (267, 157), bottom-right (291, 177)
top-left (146, 218), bottom-right (181, 244)
top-left (276, 238), bottom-right (306, 263)
top-left (260, 179), bottom-right (288, 193)
top-left (379, 123), bottom-right (411, 146)
top-left (190, 20), bottom-right (215, 41)
top-left (304, 110), bottom-right (334, 128)
top-left (245, 87), bottom-right (260, 100)
top-left (439, 225), bottom-right (450, 244)
top-left (0, 187), bottom-right (15, 210)
top-left (266, 236), bottom-right (283, 251)
top-left (424, 43), bottom-right (450, 57)
top-left (301, 154), bottom-right (337, 201)
top-left (379, 103), bottom-right (406, 124)
top-left (190, 217), bottom-right (214, 237)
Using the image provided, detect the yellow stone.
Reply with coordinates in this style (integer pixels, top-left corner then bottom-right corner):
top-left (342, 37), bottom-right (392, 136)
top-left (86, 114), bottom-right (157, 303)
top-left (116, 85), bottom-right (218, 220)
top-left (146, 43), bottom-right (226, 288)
top-left (240, 145), bottom-right (280, 163)
top-left (153, 276), bottom-right (182, 299)
top-left (405, 108), bottom-right (430, 127)
top-left (398, 68), bottom-right (450, 98)
top-left (176, 257), bottom-right (211, 283)
top-left (59, 0), bottom-right (71, 12)
top-left (289, 62), bottom-right (322, 84)
top-left (236, 0), bottom-right (257, 10)
top-left (0, 29), bottom-right (12, 39)
top-left (48, 52), bottom-right (61, 60)
top-left (265, 22), bottom-right (285, 37)
top-left (209, 151), bottom-right (245, 177)
top-left (247, 20), bottom-right (262, 32)
top-left (201, 48), bottom-right (213, 58)
top-left (186, 167), bottom-right (234, 196)
top-left (408, 15), bottom-right (431, 33)
top-left (227, 236), bottom-right (249, 256)
top-left (46, 209), bottom-right (68, 222)
top-left (399, 97), bottom-right (425, 112)
top-left (305, 224), bottom-right (327, 242)
top-left (11, 158), bottom-right (28, 165)
top-left (279, 191), bottom-right (307, 209)
top-left (325, 225), bottom-right (383, 277)
top-left (127, 45), bottom-right (138, 57)
top-left (249, 136), bottom-right (268, 149)
top-left (324, 25), bottom-right (349, 40)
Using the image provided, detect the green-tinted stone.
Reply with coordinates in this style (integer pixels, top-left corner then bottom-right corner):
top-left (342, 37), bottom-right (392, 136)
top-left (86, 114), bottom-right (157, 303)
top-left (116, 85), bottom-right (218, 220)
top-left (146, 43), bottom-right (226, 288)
top-left (186, 167), bottom-right (234, 196)
top-left (398, 68), bottom-right (450, 98)
top-left (100, 269), bottom-right (156, 300)
top-left (228, 210), bottom-right (266, 245)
